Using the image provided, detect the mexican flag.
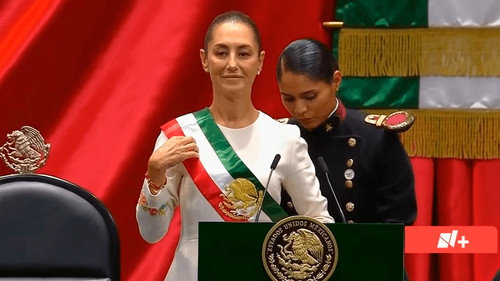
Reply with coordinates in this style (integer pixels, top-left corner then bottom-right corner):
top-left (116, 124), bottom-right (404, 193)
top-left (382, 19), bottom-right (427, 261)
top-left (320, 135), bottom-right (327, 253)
top-left (333, 0), bottom-right (500, 159)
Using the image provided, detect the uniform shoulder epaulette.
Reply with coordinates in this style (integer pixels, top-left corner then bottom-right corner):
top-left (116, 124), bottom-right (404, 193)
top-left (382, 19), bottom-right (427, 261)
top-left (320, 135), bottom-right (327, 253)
top-left (364, 110), bottom-right (415, 133)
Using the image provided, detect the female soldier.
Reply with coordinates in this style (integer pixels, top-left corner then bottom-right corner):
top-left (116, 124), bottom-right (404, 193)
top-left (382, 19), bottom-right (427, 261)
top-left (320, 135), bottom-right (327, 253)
top-left (276, 38), bottom-right (417, 280)
top-left (276, 38), bottom-right (417, 225)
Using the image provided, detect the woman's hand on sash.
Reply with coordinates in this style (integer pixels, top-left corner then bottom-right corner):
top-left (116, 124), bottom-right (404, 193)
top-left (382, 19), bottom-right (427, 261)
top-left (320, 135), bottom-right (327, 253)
top-left (147, 136), bottom-right (199, 195)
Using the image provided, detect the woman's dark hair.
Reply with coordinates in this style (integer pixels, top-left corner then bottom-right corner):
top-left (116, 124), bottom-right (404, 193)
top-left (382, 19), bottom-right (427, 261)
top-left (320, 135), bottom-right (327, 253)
top-left (276, 38), bottom-right (338, 83)
top-left (204, 10), bottom-right (262, 52)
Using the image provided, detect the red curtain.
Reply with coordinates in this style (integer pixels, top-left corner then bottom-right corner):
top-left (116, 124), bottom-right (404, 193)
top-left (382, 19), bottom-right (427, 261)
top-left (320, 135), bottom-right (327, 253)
top-left (405, 158), bottom-right (500, 281)
top-left (1, 1), bottom-right (499, 281)
top-left (0, 1), bottom-right (334, 281)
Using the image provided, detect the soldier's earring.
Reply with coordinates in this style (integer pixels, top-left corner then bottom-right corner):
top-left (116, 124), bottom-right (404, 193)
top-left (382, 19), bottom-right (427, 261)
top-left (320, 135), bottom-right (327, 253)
top-left (204, 67), bottom-right (209, 73)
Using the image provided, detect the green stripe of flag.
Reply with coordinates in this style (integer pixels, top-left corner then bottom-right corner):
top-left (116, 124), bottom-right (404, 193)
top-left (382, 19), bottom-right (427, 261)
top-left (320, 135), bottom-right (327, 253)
top-left (335, 0), bottom-right (428, 27)
top-left (333, 0), bottom-right (425, 108)
top-left (339, 77), bottom-right (419, 109)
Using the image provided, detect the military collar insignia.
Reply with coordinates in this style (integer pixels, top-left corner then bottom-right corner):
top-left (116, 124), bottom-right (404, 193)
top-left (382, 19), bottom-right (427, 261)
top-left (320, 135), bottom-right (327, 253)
top-left (302, 114), bottom-right (340, 136)
top-left (325, 123), bottom-right (334, 132)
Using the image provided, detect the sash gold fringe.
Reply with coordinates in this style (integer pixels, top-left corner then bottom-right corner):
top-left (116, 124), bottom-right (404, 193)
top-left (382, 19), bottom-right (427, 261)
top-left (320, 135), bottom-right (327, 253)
top-left (339, 28), bottom-right (500, 77)
top-left (364, 109), bottom-right (500, 159)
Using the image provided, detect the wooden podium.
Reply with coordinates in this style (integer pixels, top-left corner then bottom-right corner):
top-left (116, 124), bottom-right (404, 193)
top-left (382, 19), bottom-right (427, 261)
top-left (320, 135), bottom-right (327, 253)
top-left (198, 222), bottom-right (404, 281)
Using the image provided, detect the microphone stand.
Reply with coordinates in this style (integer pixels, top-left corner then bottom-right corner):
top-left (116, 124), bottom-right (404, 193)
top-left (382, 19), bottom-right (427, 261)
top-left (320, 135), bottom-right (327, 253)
top-left (254, 154), bottom-right (281, 222)
top-left (318, 156), bottom-right (346, 223)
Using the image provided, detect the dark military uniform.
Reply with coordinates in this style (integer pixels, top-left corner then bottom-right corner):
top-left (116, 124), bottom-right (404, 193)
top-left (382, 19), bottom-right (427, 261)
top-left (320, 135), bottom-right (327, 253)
top-left (281, 103), bottom-right (417, 225)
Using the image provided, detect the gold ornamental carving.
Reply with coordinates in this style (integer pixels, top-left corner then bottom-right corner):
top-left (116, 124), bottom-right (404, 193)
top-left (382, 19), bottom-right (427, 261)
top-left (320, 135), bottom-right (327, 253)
top-left (0, 126), bottom-right (50, 174)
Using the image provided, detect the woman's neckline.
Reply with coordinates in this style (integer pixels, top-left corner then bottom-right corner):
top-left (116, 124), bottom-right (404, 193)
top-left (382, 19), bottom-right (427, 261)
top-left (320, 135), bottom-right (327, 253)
top-left (208, 106), bottom-right (259, 129)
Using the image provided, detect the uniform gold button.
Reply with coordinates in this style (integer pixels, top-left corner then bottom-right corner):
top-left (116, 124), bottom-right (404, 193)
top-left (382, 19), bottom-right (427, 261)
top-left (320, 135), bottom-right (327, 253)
top-left (347, 220), bottom-right (354, 223)
top-left (348, 138), bottom-right (357, 147)
top-left (345, 180), bottom-right (353, 189)
top-left (347, 158), bottom-right (354, 168)
top-left (287, 201), bottom-right (294, 209)
top-left (346, 202), bottom-right (355, 212)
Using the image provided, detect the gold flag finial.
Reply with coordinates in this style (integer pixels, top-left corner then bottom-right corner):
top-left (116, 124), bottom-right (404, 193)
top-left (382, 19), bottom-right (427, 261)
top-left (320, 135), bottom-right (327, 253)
top-left (323, 21), bottom-right (344, 28)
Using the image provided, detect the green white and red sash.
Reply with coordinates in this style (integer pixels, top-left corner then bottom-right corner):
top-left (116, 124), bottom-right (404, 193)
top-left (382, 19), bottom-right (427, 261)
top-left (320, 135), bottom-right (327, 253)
top-left (161, 107), bottom-right (288, 222)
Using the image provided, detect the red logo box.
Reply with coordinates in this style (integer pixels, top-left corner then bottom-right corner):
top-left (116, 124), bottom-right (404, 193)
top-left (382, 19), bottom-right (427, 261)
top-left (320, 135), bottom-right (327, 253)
top-left (405, 226), bottom-right (498, 253)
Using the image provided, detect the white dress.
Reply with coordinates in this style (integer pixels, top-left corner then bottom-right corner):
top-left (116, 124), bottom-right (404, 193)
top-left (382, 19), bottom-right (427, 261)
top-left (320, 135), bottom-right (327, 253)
top-left (136, 111), bottom-right (333, 281)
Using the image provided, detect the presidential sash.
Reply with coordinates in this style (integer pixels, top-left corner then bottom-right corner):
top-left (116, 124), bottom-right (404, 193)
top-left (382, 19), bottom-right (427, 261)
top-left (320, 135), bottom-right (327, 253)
top-left (161, 108), bottom-right (288, 222)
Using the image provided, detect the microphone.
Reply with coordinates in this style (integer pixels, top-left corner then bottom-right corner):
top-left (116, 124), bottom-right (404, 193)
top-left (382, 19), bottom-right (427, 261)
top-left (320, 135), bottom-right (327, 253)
top-left (254, 154), bottom-right (281, 222)
top-left (317, 156), bottom-right (346, 223)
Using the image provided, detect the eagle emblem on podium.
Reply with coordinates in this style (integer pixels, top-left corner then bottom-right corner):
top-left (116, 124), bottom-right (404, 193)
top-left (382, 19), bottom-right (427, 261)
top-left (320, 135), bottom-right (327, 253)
top-left (262, 216), bottom-right (338, 281)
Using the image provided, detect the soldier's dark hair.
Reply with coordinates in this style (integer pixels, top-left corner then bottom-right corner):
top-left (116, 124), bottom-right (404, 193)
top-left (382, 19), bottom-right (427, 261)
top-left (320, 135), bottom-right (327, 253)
top-left (276, 38), bottom-right (339, 83)
top-left (204, 10), bottom-right (262, 52)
